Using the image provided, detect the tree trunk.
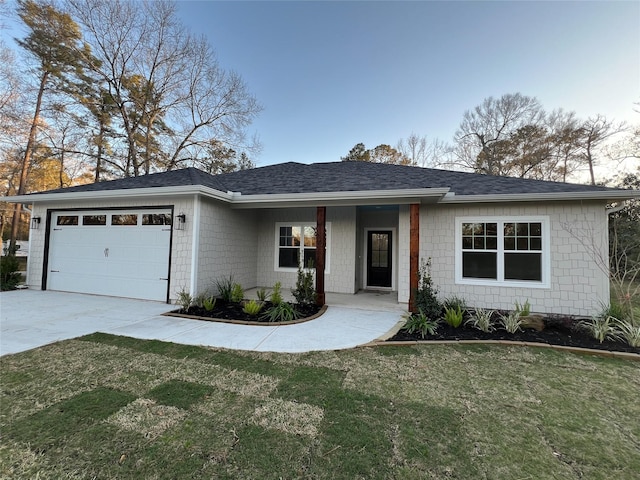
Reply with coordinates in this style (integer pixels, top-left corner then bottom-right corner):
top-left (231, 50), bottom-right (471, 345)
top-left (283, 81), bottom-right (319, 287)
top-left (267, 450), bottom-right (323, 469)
top-left (9, 71), bottom-right (49, 252)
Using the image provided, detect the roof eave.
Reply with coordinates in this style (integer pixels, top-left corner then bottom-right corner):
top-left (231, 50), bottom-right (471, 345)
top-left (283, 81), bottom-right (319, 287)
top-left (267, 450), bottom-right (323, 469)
top-left (228, 188), bottom-right (451, 209)
top-left (439, 191), bottom-right (640, 203)
top-left (3, 185), bottom-right (234, 204)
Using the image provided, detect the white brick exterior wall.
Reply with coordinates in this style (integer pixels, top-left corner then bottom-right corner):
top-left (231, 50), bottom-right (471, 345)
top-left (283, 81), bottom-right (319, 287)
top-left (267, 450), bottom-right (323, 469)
top-left (421, 201), bottom-right (610, 316)
top-left (195, 198), bottom-right (258, 296)
top-left (26, 194), bottom-right (610, 316)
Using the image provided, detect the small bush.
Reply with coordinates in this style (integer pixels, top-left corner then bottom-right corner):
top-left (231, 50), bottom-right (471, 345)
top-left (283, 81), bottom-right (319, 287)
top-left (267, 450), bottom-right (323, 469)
top-left (402, 311), bottom-right (439, 338)
top-left (175, 288), bottom-right (193, 311)
top-left (599, 302), bottom-right (628, 323)
top-left (230, 283), bottom-right (244, 303)
top-left (466, 308), bottom-right (495, 333)
top-left (0, 252), bottom-right (21, 291)
top-left (413, 258), bottom-right (442, 319)
top-left (215, 275), bottom-right (235, 302)
top-left (579, 315), bottom-right (621, 343)
top-left (614, 318), bottom-right (640, 347)
top-left (443, 305), bottom-right (464, 328)
top-left (242, 299), bottom-right (263, 316)
top-left (292, 266), bottom-right (316, 305)
top-left (499, 311), bottom-right (523, 334)
top-left (443, 296), bottom-right (467, 311)
top-left (261, 301), bottom-right (300, 323)
top-left (256, 288), bottom-right (268, 302)
top-left (270, 281), bottom-right (283, 305)
top-left (202, 296), bottom-right (216, 312)
top-left (514, 299), bottom-right (531, 317)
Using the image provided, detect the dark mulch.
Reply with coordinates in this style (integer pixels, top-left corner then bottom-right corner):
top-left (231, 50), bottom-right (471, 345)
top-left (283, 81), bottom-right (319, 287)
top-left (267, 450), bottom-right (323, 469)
top-left (389, 312), bottom-right (640, 355)
top-left (173, 299), bottom-right (322, 323)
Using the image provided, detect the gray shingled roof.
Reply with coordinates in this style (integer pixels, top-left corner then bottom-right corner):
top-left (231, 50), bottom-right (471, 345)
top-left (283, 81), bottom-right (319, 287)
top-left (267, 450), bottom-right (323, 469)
top-left (31, 161), bottom-right (623, 197)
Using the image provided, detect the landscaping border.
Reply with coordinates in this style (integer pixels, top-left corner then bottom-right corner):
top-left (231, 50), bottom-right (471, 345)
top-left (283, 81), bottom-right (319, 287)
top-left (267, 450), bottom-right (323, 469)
top-left (161, 304), bottom-right (328, 326)
top-left (369, 338), bottom-right (640, 362)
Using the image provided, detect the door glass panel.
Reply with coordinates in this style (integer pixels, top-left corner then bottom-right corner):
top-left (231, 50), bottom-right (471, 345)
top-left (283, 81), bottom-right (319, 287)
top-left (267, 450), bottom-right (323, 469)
top-left (142, 213), bottom-right (172, 225)
top-left (112, 214), bottom-right (138, 226)
top-left (56, 215), bottom-right (78, 226)
top-left (83, 215), bottom-right (106, 226)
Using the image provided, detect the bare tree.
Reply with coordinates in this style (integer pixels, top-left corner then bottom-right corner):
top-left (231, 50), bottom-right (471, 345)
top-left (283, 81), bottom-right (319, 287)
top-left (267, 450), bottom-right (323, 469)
top-left (577, 115), bottom-right (627, 185)
top-left (66, 0), bottom-right (261, 177)
top-left (453, 93), bottom-right (545, 175)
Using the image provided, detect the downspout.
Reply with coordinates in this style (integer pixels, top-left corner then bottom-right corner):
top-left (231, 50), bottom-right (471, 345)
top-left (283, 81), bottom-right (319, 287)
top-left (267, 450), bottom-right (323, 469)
top-left (190, 194), bottom-right (201, 296)
top-left (23, 203), bottom-right (33, 286)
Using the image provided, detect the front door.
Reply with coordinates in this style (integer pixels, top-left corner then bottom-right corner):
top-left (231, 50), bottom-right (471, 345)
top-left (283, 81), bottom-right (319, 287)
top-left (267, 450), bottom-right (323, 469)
top-left (367, 230), bottom-right (392, 288)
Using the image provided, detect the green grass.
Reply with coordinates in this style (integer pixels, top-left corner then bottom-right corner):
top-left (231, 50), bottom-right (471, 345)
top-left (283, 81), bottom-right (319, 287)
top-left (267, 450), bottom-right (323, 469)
top-left (1, 335), bottom-right (639, 479)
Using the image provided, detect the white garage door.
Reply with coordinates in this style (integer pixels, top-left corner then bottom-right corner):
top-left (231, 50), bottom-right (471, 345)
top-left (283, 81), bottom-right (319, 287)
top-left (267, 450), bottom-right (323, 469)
top-left (47, 209), bottom-right (172, 301)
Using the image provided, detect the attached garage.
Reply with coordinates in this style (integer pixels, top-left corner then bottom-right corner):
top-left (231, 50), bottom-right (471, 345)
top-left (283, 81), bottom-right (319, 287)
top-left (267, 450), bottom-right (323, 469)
top-left (45, 208), bottom-right (173, 301)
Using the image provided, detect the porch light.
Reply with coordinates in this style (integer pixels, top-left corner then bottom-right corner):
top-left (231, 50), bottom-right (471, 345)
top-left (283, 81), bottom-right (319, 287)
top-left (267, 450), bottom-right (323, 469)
top-left (175, 213), bottom-right (186, 230)
top-left (30, 216), bottom-right (41, 230)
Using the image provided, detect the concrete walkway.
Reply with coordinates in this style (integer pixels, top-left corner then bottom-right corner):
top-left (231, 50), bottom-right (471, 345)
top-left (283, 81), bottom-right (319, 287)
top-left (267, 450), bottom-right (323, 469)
top-left (0, 290), bottom-right (405, 356)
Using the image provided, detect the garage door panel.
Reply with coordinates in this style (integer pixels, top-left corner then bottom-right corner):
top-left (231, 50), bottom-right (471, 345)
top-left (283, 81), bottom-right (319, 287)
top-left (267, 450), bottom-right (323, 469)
top-left (48, 210), bottom-right (171, 301)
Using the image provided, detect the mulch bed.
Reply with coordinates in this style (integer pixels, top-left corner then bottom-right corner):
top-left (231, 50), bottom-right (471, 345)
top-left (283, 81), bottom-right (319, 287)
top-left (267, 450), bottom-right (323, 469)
top-left (168, 299), bottom-right (323, 324)
top-left (389, 313), bottom-right (640, 355)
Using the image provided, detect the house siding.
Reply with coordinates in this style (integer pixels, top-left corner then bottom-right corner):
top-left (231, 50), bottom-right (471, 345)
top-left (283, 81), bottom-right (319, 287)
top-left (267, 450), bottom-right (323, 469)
top-left (421, 201), bottom-right (609, 316)
top-left (256, 206), bottom-right (357, 294)
top-left (196, 198), bottom-right (258, 296)
top-left (26, 196), bottom-right (196, 303)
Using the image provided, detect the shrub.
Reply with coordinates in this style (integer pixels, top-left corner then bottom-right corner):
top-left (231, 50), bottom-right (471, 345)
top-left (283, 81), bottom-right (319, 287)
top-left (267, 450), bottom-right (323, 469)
top-left (242, 299), bottom-right (263, 316)
top-left (499, 311), bottom-right (523, 334)
top-left (175, 288), bottom-right (193, 311)
top-left (261, 301), bottom-right (300, 323)
top-left (202, 296), bottom-right (216, 312)
top-left (402, 310), bottom-right (439, 338)
top-left (598, 302), bottom-right (628, 323)
top-left (0, 251), bottom-right (21, 291)
top-left (292, 266), bottom-right (316, 305)
top-left (215, 275), bottom-right (235, 302)
top-left (466, 308), bottom-right (495, 333)
top-left (579, 315), bottom-right (621, 343)
top-left (443, 296), bottom-right (467, 311)
top-left (256, 288), bottom-right (268, 302)
top-left (230, 283), bottom-right (244, 303)
top-left (270, 282), bottom-right (283, 305)
top-left (443, 305), bottom-right (464, 328)
top-left (614, 318), bottom-right (640, 347)
top-left (514, 299), bottom-right (531, 317)
top-left (413, 258), bottom-right (442, 319)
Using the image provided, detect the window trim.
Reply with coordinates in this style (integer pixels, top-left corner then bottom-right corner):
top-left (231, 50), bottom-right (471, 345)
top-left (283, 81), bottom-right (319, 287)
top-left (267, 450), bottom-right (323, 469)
top-left (274, 222), bottom-right (331, 273)
top-left (455, 216), bottom-right (550, 288)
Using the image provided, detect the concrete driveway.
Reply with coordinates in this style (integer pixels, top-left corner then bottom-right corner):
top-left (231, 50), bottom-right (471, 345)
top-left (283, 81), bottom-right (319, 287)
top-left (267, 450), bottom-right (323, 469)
top-left (0, 290), bottom-right (404, 356)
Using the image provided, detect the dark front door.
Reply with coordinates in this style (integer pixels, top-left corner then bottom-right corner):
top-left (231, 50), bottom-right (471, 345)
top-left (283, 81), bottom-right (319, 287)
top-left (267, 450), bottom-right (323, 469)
top-left (367, 230), bottom-right (392, 288)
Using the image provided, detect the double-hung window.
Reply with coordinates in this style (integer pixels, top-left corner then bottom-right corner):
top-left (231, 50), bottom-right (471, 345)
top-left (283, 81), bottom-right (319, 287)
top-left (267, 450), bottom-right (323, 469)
top-left (275, 222), bottom-right (330, 272)
top-left (455, 216), bottom-right (549, 287)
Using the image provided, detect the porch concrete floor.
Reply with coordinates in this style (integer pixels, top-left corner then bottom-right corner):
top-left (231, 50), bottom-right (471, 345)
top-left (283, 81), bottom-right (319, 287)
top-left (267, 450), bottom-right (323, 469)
top-left (0, 290), bottom-right (406, 356)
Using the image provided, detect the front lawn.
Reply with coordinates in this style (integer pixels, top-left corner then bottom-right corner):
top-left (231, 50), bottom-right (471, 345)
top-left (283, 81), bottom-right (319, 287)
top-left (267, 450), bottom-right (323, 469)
top-left (1, 334), bottom-right (639, 479)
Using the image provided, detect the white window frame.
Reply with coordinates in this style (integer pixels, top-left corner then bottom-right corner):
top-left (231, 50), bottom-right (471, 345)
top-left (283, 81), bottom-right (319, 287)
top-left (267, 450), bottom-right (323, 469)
top-left (455, 216), bottom-right (550, 288)
top-left (274, 222), bottom-right (331, 273)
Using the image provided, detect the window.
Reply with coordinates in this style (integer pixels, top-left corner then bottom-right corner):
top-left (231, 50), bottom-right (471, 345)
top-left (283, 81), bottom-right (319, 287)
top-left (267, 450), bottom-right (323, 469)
top-left (56, 215), bottom-right (78, 226)
top-left (275, 222), bottom-right (330, 272)
top-left (456, 216), bottom-right (549, 287)
top-left (111, 214), bottom-right (138, 226)
top-left (82, 214), bottom-right (106, 226)
top-left (142, 213), bottom-right (172, 226)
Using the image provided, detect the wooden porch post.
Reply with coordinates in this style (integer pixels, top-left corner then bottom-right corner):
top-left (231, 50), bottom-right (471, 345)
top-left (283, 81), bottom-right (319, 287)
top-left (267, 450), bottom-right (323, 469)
top-left (409, 203), bottom-right (420, 312)
top-left (315, 206), bottom-right (326, 306)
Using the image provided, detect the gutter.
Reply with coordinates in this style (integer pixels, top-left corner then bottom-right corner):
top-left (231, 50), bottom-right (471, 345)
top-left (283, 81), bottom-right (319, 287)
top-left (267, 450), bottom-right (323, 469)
top-left (440, 190), bottom-right (640, 204)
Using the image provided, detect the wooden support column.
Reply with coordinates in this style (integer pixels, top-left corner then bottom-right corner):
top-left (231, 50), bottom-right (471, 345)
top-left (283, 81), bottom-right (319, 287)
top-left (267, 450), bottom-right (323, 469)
top-left (315, 206), bottom-right (326, 306)
top-left (409, 203), bottom-right (420, 313)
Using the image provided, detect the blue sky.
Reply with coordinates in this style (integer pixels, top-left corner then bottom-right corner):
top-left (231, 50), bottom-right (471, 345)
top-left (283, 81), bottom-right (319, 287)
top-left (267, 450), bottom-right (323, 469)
top-left (2, 1), bottom-right (638, 169)
top-left (176, 0), bottom-right (639, 167)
